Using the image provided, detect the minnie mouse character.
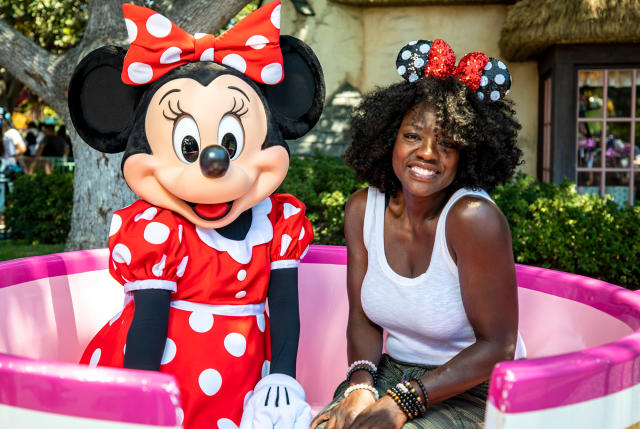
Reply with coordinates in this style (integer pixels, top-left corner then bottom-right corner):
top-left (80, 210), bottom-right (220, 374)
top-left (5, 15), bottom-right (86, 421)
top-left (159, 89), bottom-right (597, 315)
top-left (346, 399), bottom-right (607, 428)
top-left (68, 2), bottom-right (324, 428)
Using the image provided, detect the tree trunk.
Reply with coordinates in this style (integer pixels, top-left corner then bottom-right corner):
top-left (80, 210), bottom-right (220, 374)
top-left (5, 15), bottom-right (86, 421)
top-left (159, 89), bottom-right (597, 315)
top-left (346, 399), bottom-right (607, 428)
top-left (0, 0), bottom-right (252, 250)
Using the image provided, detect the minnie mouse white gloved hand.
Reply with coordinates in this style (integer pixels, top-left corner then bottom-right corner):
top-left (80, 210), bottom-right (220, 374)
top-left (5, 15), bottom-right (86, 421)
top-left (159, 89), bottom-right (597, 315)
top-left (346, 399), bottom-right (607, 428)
top-left (239, 373), bottom-right (311, 429)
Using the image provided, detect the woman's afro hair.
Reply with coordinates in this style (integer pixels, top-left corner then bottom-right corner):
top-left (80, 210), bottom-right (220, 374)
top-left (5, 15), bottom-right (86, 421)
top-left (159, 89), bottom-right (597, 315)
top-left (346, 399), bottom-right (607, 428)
top-left (344, 76), bottom-right (522, 195)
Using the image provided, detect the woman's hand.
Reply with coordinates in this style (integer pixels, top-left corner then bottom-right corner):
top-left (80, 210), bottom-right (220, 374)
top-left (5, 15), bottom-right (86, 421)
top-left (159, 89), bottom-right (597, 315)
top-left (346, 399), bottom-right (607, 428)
top-left (345, 395), bottom-right (407, 429)
top-left (309, 388), bottom-right (377, 429)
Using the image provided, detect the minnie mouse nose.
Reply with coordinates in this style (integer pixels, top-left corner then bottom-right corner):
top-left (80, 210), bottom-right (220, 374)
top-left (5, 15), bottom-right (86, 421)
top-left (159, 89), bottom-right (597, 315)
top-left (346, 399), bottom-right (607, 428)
top-left (200, 145), bottom-right (230, 178)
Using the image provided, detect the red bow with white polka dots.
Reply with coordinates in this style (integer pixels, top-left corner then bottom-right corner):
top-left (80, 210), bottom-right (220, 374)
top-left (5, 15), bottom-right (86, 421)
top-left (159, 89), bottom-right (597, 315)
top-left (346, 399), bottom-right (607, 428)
top-left (121, 1), bottom-right (284, 86)
top-left (395, 39), bottom-right (511, 101)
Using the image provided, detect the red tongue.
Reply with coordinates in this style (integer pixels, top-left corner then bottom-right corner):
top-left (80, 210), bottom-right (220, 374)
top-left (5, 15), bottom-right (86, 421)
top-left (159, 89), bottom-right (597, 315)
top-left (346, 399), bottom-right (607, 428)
top-left (194, 203), bottom-right (229, 219)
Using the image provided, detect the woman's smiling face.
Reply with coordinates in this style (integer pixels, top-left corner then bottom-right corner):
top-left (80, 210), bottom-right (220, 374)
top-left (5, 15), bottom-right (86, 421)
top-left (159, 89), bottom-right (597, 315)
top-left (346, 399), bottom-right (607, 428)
top-left (392, 103), bottom-right (459, 198)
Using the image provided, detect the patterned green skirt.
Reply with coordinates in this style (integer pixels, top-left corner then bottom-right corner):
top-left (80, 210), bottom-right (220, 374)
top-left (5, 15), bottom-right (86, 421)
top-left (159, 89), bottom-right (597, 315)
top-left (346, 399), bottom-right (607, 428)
top-left (315, 354), bottom-right (489, 429)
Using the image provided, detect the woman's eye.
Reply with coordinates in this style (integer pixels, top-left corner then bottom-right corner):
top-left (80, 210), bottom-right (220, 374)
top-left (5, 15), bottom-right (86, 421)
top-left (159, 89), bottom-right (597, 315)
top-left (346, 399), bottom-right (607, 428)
top-left (218, 114), bottom-right (244, 160)
top-left (173, 116), bottom-right (200, 164)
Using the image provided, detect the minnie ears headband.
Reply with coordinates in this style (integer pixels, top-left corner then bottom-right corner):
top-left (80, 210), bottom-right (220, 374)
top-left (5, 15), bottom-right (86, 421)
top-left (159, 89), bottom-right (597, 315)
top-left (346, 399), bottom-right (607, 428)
top-left (396, 39), bottom-right (511, 102)
top-left (121, 1), bottom-right (283, 85)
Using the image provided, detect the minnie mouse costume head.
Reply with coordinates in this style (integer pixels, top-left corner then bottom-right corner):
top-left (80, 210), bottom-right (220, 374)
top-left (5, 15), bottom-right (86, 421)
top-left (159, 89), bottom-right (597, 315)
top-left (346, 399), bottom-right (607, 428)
top-left (68, 3), bottom-right (324, 429)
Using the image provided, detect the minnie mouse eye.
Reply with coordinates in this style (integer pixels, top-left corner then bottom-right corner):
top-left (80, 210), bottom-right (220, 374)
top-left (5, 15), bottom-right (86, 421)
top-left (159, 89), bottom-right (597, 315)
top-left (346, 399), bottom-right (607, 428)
top-left (218, 114), bottom-right (244, 160)
top-left (173, 116), bottom-right (201, 164)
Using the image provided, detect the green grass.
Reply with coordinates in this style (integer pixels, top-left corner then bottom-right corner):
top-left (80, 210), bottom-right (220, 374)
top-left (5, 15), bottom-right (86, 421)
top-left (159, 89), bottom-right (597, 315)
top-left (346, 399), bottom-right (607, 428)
top-left (0, 240), bottom-right (65, 262)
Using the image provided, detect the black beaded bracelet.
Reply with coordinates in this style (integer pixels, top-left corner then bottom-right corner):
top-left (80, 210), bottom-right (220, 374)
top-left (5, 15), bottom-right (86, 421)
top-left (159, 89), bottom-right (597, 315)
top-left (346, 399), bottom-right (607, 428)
top-left (411, 378), bottom-right (429, 410)
top-left (347, 365), bottom-right (377, 384)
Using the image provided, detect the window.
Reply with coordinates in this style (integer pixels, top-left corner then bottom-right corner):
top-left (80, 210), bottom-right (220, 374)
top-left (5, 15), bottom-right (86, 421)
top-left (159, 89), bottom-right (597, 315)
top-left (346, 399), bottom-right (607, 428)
top-left (576, 69), bottom-right (640, 205)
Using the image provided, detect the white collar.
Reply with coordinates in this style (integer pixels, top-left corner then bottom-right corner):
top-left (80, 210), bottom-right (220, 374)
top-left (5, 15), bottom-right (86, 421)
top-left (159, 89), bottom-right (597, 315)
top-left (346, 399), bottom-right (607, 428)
top-left (195, 197), bottom-right (273, 264)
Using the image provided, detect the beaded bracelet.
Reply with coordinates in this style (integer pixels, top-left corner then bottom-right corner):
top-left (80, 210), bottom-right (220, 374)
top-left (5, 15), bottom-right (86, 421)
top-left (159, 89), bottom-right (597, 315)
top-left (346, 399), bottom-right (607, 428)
top-left (402, 380), bottom-right (426, 417)
top-left (411, 378), bottom-right (430, 410)
top-left (348, 360), bottom-right (378, 373)
top-left (387, 386), bottom-right (421, 420)
top-left (346, 362), bottom-right (378, 384)
top-left (343, 383), bottom-right (380, 400)
top-left (396, 383), bottom-right (421, 418)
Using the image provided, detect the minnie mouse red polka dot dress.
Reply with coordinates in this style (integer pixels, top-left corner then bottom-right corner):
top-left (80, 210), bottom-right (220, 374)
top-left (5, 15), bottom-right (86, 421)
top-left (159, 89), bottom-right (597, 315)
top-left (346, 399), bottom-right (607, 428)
top-left (80, 194), bottom-right (313, 429)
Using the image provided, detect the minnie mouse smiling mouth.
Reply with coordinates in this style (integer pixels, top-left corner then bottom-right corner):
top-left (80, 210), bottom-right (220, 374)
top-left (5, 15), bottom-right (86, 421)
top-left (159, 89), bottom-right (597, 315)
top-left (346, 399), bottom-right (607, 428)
top-left (187, 201), bottom-right (233, 221)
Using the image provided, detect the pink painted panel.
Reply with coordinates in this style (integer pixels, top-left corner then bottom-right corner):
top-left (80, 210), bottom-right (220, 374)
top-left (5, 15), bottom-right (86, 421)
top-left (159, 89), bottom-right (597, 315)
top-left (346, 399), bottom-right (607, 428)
top-left (0, 352), bottom-right (180, 426)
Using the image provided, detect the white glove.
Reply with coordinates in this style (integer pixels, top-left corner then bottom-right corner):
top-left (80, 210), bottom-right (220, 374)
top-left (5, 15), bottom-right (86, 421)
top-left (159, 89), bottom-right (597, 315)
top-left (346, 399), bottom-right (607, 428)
top-left (239, 373), bottom-right (311, 429)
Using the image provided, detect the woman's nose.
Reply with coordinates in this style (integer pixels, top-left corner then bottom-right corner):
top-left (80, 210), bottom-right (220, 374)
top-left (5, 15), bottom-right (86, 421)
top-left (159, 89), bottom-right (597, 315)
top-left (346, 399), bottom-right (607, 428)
top-left (417, 137), bottom-right (438, 159)
top-left (199, 145), bottom-right (230, 178)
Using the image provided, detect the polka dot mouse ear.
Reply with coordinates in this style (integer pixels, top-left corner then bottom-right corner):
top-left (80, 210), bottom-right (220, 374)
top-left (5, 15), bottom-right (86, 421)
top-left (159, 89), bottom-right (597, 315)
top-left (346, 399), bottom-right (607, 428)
top-left (454, 52), bottom-right (511, 102)
top-left (396, 39), bottom-right (456, 83)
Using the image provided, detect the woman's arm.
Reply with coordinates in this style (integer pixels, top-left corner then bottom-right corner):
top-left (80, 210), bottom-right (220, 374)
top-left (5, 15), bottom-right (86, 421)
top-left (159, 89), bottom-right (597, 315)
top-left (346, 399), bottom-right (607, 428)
top-left (415, 196), bottom-right (518, 404)
top-left (345, 188), bottom-right (384, 381)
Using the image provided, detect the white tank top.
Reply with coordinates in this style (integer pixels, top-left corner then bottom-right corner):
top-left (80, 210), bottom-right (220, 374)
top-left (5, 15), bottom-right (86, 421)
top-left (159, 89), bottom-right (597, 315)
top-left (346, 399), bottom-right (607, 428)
top-left (361, 187), bottom-right (526, 365)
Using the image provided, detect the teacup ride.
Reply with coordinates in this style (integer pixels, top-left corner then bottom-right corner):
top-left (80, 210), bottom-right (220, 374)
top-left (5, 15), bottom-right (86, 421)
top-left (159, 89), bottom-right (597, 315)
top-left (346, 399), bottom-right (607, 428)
top-left (1, 245), bottom-right (639, 428)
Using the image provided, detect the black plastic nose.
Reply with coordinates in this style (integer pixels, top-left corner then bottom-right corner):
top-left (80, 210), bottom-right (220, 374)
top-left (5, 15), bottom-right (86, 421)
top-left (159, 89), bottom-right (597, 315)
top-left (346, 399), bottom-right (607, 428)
top-left (200, 145), bottom-right (230, 178)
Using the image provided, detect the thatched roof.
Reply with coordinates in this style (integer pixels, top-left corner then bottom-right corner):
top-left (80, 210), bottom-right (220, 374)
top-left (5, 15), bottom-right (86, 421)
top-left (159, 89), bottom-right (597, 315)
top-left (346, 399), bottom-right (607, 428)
top-left (500, 0), bottom-right (640, 61)
top-left (330, 0), bottom-right (514, 7)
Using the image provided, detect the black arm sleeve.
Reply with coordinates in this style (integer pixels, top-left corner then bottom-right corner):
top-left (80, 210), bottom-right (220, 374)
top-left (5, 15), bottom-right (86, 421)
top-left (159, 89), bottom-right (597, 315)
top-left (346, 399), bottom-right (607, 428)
top-left (267, 267), bottom-right (300, 378)
top-left (123, 289), bottom-right (171, 371)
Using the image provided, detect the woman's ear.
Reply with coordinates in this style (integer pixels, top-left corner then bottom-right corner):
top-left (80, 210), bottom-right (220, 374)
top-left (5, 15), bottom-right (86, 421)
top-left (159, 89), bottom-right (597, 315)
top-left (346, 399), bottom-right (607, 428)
top-left (68, 45), bottom-right (146, 153)
top-left (259, 35), bottom-right (325, 139)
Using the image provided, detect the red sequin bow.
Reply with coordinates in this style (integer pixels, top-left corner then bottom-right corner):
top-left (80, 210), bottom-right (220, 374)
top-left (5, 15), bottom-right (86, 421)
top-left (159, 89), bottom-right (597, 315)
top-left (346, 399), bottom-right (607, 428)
top-left (121, 1), bottom-right (283, 86)
top-left (396, 39), bottom-right (511, 101)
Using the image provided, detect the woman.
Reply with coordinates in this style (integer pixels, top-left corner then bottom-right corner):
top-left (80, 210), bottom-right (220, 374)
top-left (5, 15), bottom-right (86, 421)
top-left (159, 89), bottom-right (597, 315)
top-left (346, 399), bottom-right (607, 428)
top-left (311, 39), bottom-right (524, 429)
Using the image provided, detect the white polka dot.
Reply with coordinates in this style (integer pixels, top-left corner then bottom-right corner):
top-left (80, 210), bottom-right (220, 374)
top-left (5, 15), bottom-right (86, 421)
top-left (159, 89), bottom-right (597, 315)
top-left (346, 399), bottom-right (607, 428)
top-left (419, 43), bottom-right (430, 53)
top-left (224, 333), bottom-right (247, 357)
top-left (109, 214), bottom-right (122, 237)
top-left (244, 390), bottom-right (253, 409)
top-left (176, 408), bottom-right (184, 426)
top-left (112, 243), bottom-right (132, 265)
top-left (152, 254), bottom-right (167, 277)
top-left (125, 18), bottom-right (137, 43)
top-left (408, 73), bottom-right (419, 83)
top-left (299, 227), bottom-right (305, 240)
top-left (160, 46), bottom-right (182, 64)
top-left (189, 311), bottom-right (214, 333)
top-left (89, 348), bottom-right (101, 367)
top-left (283, 203), bottom-right (301, 219)
top-left (256, 314), bottom-right (265, 332)
top-left (246, 34), bottom-right (269, 49)
top-left (222, 54), bottom-right (247, 73)
top-left (401, 50), bottom-right (411, 60)
top-left (261, 360), bottom-right (270, 378)
top-left (506, 89), bottom-right (510, 95)
top-left (477, 92), bottom-right (485, 100)
top-left (280, 234), bottom-right (292, 256)
top-left (237, 269), bottom-right (247, 281)
top-left (200, 48), bottom-right (214, 62)
top-left (109, 309), bottom-right (123, 325)
top-left (217, 418), bottom-right (238, 429)
top-left (397, 65), bottom-right (406, 75)
top-left (494, 74), bottom-right (506, 85)
top-left (408, 40), bottom-right (418, 45)
top-left (484, 62), bottom-right (493, 71)
top-left (199, 368), bottom-right (222, 396)
top-left (498, 61), bottom-right (506, 69)
top-left (413, 57), bottom-right (424, 68)
top-left (490, 90), bottom-right (501, 101)
top-left (144, 222), bottom-right (170, 244)
top-left (146, 13), bottom-right (172, 38)
top-left (271, 4), bottom-right (281, 29)
top-left (178, 225), bottom-right (183, 242)
top-left (128, 62), bottom-right (153, 84)
top-left (300, 245), bottom-right (310, 260)
top-left (134, 207), bottom-right (157, 222)
top-left (480, 76), bottom-right (489, 87)
top-left (176, 256), bottom-right (188, 277)
top-left (261, 63), bottom-right (283, 84)
top-left (194, 32), bottom-right (207, 39)
top-left (161, 338), bottom-right (176, 365)
top-left (235, 290), bottom-right (247, 299)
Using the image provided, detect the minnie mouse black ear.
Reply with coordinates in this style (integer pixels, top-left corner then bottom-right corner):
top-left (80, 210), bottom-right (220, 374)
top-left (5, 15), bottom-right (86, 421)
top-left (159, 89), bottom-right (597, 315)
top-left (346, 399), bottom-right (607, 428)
top-left (396, 40), bottom-right (433, 83)
top-left (476, 58), bottom-right (511, 102)
top-left (68, 45), bottom-right (146, 153)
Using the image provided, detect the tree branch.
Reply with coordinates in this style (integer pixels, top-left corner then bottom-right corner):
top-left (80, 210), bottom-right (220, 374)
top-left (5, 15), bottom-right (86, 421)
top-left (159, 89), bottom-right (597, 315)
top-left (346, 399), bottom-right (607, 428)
top-left (0, 19), bottom-right (57, 101)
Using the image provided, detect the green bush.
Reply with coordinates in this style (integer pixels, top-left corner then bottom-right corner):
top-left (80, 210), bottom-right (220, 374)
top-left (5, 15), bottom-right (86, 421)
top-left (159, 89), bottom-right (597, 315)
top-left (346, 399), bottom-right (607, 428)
top-left (493, 173), bottom-right (640, 289)
top-left (278, 154), bottom-right (366, 244)
top-left (4, 171), bottom-right (74, 244)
